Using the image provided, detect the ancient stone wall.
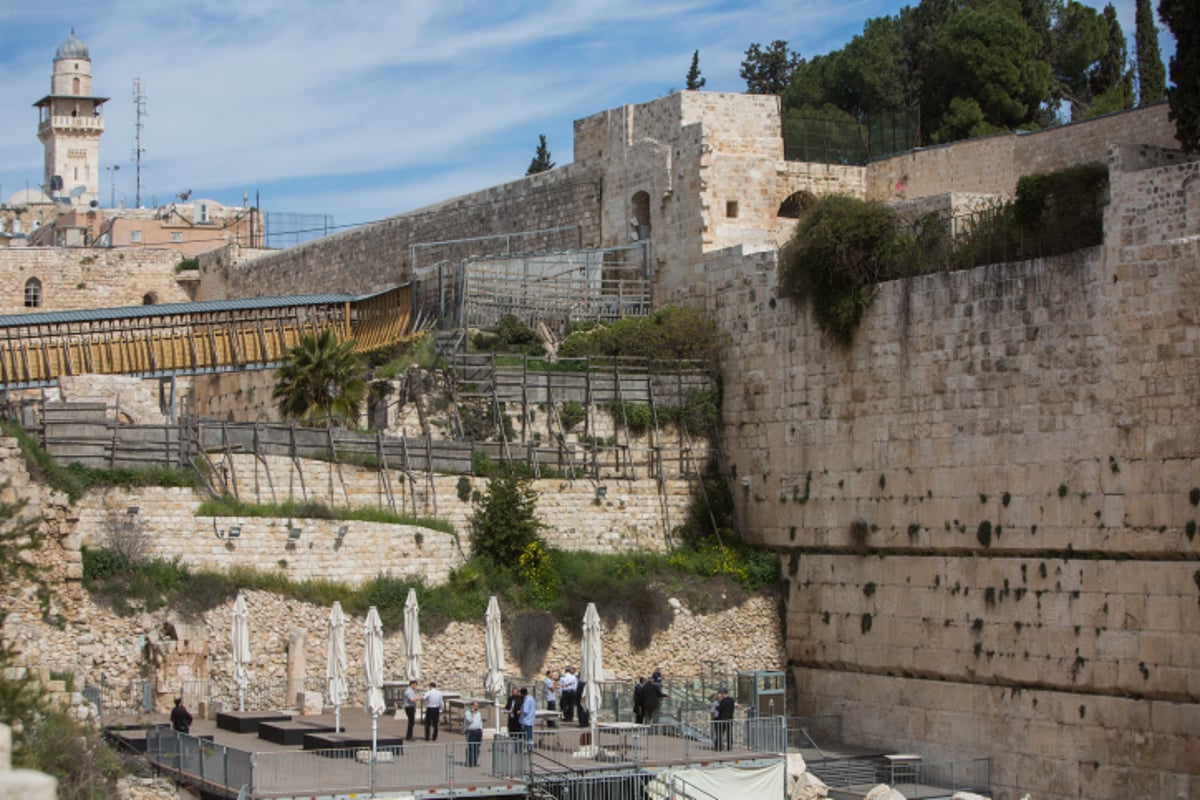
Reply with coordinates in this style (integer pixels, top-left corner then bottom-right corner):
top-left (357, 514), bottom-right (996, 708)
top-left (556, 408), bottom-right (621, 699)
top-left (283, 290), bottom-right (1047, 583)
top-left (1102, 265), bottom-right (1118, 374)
top-left (865, 103), bottom-right (1178, 202)
top-left (689, 148), bottom-right (1199, 800)
top-left (0, 247), bottom-right (193, 314)
top-left (198, 165), bottom-right (603, 302)
top-left (71, 463), bottom-right (691, 586)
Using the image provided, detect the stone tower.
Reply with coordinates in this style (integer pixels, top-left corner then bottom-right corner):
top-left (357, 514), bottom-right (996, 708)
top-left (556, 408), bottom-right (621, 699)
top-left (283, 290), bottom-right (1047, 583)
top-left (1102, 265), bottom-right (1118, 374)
top-left (33, 30), bottom-right (107, 208)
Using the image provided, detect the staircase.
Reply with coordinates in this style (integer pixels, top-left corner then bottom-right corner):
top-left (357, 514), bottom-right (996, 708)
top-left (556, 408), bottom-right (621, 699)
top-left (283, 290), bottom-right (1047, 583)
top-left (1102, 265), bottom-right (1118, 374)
top-left (808, 755), bottom-right (886, 790)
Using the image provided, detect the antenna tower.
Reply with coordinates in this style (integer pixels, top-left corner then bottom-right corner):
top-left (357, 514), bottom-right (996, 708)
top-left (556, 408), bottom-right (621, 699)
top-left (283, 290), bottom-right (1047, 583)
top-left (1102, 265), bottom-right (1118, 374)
top-left (132, 78), bottom-right (147, 207)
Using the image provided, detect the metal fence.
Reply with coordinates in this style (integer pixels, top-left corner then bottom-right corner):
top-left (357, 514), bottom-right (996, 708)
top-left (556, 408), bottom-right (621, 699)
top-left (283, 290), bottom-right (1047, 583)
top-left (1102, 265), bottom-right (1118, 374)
top-left (143, 720), bottom-right (788, 798)
top-left (415, 244), bottom-right (653, 335)
top-left (783, 106), bottom-right (919, 165)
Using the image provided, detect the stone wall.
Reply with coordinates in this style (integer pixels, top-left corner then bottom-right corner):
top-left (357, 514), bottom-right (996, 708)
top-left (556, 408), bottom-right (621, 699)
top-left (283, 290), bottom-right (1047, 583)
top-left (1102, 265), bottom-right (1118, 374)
top-left (72, 461), bottom-right (692, 586)
top-left (198, 165), bottom-right (603, 302)
top-left (686, 147), bottom-right (1200, 800)
top-left (0, 247), bottom-right (194, 314)
top-left (865, 103), bottom-right (1178, 202)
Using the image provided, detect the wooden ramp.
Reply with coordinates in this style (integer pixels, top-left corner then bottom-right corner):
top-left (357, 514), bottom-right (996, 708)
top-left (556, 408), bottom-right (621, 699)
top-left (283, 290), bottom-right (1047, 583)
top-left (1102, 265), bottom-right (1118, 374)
top-left (0, 284), bottom-right (412, 388)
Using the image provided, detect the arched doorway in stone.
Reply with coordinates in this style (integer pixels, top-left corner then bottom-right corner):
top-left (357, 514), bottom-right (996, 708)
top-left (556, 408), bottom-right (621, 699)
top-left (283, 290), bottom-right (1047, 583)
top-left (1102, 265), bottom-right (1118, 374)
top-left (630, 191), bottom-right (651, 242)
top-left (778, 190), bottom-right (817, 219)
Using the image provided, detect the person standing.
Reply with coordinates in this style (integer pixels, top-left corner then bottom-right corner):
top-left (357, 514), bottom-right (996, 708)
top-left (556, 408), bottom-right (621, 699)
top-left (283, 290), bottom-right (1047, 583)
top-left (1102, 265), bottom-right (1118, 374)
top-left (632, 677), bottom-right (646, 724)
top-left (402, 679), bottom-right (420, 741)
top-left (541, 670), bottom-right (558, 728)
top-left (712, 689), bottom-right (735, 751)
top-left (519, 687), bottom-right (537, 752)
top-left (558, 666), bottom-right (578, 722)
top-left (424, 681), bottom-right (444, 741)
top-left (642, 677), bottom-right (667, 725)
top-left (464, 701), bottom-right (484, 766)
top-left (505, 686), bottom-right (523, 735)
top-left (170, 697), bottom-right (192, 734)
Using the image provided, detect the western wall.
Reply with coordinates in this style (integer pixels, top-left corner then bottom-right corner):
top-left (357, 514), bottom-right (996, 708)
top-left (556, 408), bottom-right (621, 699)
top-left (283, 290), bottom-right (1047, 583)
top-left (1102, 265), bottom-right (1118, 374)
top-left (679, 144), bottom-right (1198, 799)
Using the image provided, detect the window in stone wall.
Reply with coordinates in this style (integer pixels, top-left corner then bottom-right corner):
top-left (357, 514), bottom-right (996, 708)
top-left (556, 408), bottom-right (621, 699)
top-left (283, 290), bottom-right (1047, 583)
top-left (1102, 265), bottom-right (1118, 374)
top-left (726, 200), bottom-right (739, 218)
top-left (142, 292), bottom-right (158, 305)
top-left (24, 277), bottom-right (42, 308)
top-left (631, 191), bottom-right (651, 241)
top-left (130, 230), bottom-right (142, 243)
top-left (170, 231), bottom-right (183, 243)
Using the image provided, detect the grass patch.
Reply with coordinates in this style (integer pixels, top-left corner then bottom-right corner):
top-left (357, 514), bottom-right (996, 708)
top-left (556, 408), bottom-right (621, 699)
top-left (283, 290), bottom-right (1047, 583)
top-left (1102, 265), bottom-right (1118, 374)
top-left (195, 496), bottom-right (456, 536)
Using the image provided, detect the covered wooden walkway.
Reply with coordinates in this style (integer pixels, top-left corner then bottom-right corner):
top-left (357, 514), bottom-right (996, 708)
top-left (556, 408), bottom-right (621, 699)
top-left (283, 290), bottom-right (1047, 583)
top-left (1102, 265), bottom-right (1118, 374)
top-left (0, 284), bottom-right (412, 388)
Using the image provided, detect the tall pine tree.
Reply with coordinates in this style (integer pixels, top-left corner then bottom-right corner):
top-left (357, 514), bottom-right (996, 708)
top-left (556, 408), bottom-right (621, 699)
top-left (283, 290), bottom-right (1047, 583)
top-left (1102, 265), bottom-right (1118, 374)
top-left (526, 134), bottom-right (555, 175)
top-left (1159, 0), bottom-right (1199, 151)
top-left (1135, 0), bottom-right (1166, 103)
top-left (686, 50), bottom-right (706, 90)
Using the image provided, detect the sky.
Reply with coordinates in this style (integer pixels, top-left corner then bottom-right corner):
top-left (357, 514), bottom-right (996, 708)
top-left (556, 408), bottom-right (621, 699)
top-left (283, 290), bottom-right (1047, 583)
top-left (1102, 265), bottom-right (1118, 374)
top-left (0, 0), bottom-right (1177, 238)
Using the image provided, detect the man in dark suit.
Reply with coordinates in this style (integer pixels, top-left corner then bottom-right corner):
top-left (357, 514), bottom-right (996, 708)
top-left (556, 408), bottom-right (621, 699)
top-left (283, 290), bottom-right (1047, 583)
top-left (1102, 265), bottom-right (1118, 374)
top-left (712, 689), bottom-right (735, 751)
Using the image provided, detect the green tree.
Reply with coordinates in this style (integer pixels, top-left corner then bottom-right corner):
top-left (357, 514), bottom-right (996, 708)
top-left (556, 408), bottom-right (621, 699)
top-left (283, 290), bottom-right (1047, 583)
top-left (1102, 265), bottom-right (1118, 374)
top-left (1085, 3), bottom-right (1134, 116)
top-left (1159, 0), bottom-right (1199, 150)
top-left (740, 40), bottom-right (802, 95)
top-left (926, 0), bottom-right (1052, 141)
top-left (1135, 0), bottom-right (1166, 103)
top-left (1049, 1), bottom-right (1110, 118)
top-left (469, 470), bottom-right (545, 567)
top-left (686, 50), bottom-right (706, 90)
top-left (526, 134), bottom-right (555, 175)
top-left (272, 328), bottom-right (367, 426)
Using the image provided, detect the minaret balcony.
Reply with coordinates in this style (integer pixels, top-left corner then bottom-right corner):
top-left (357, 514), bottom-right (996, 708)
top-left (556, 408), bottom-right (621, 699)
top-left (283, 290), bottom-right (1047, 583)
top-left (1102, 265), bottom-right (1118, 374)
top-left (38, 116), bottom-right (105, 135)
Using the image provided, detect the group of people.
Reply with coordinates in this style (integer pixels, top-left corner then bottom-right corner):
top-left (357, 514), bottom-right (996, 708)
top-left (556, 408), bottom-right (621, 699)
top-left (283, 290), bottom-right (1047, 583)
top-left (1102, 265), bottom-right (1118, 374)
top-left (631, 669), bottom-right (668, 724)
top-left (401, 678), bottom-right (485, 766)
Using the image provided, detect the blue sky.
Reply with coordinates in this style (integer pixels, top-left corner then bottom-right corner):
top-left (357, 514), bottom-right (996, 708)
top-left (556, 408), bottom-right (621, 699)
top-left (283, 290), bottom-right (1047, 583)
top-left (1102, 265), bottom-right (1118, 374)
top-left (0, 1), bottom-right (1176, 233)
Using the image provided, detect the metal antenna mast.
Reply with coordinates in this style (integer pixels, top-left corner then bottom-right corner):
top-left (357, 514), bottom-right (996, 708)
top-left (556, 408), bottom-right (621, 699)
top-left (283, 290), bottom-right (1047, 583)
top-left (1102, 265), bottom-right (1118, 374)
top-left (132, 78), bottom-right (146, 207)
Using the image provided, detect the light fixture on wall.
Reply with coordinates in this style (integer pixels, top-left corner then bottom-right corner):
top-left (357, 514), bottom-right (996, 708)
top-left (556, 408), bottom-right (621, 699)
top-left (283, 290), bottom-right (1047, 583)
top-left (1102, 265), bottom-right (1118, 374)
top-left (287, 524), bottom-right (302, 541)
top-left (594, 485), bottom-right (607, 505)
top-left (227, 526), bottom-right (241, 539)
top-left (126, 506), bottom-right (139, 516)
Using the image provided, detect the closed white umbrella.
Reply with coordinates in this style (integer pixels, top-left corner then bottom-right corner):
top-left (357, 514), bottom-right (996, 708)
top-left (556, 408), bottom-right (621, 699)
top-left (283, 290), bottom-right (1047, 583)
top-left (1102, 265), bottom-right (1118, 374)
top-left (326, 601), bottom-right (347, 733)
top-left (232, 592), bottom-right (251, 712)
top-left (484, 595), bottom-right (506, 733)
top-left (364, 606), bottom-right (386, 785)
top-left (580, 602), bottom-right (603, 751)
top-left (404, 589), bottom-right (422, 681)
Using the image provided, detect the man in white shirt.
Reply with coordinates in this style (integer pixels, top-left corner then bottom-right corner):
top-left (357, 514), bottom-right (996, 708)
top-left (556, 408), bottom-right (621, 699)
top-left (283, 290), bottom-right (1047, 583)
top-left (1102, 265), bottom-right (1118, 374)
top-left (464, 701), bottom-right (484, 766)
top-left (542, 670), bottom-right (559, 728)
top-left (401, 679), bottom-right (419, 741)
top-left (424, 681), bottom-right (444, 741)
top-left (558, 667), bottom-right (578, 722)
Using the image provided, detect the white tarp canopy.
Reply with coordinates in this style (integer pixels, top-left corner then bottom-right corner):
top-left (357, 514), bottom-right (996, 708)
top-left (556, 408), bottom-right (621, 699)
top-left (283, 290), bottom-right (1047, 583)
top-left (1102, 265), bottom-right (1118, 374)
top-left (645, 762), bottom-right (787, 800)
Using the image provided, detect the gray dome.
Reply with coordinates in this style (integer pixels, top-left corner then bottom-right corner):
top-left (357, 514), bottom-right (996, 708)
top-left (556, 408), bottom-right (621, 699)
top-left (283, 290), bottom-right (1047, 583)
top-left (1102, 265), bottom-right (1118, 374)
top-left (55, 31), bottom-right (90, 60)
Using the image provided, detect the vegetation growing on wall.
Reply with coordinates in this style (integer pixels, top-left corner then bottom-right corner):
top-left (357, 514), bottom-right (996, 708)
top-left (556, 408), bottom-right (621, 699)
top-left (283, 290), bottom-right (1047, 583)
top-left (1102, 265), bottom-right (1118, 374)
top-left (558, 305), bottom-right (722, 364)
top-left (781, 163), bottom-right (1109, 343)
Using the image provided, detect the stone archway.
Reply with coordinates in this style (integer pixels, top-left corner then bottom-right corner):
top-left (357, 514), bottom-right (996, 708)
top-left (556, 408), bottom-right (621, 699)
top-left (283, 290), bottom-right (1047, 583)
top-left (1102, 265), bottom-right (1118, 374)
top-left (778, 190), bottom-right (817, 219)
top-left (631, 191), bottom-right (651, 241)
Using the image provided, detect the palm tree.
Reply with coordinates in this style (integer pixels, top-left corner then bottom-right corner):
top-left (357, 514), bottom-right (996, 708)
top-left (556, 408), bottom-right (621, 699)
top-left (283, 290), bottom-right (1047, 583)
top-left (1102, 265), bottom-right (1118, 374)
top-left (272, 328), bottom-right (367, 426)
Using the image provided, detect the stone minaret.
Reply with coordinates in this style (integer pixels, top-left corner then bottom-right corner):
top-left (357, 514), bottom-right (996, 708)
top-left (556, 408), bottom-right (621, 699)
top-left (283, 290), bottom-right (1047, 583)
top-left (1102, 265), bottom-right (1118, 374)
top-left (33, 30), bottom-right (108, 207)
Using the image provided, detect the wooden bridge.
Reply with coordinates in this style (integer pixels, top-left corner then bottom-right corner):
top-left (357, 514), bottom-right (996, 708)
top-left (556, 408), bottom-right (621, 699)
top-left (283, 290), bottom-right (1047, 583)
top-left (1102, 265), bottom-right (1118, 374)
top-left (0, 284), bottom-right (412, 388)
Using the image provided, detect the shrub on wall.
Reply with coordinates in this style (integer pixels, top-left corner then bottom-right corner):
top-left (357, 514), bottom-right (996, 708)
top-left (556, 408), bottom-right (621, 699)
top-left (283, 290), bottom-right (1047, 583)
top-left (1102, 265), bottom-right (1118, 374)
top-left (780, 195), bottom-right (906, 345)
top-left (558, 305), bottom-right (721, 363)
